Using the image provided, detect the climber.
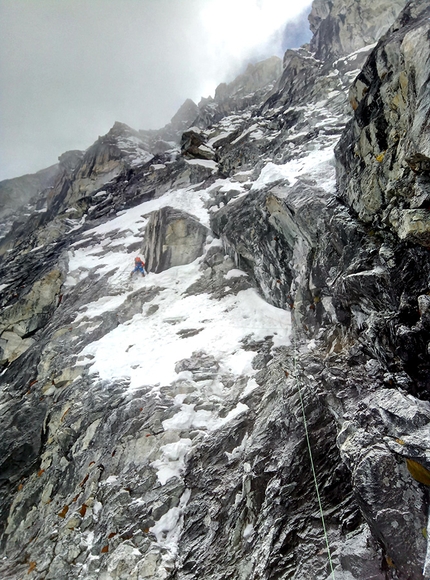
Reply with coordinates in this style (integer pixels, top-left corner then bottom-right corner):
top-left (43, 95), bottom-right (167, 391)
top-left (131, 256), bottom-right (147, 277)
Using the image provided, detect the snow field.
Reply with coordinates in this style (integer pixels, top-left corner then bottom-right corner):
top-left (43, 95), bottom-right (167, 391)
top-left (79, 257), bottom-right (291, 391)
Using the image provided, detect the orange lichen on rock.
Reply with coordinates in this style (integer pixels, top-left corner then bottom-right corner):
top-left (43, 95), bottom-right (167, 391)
top-left (58, 505), bottom-right (69, 518)
top-left (406, 458), bottom-right (430, 486)
top-left (80, 474), bottom-right (89, 487)
top-left (60, 407), bottom-right (70, 422)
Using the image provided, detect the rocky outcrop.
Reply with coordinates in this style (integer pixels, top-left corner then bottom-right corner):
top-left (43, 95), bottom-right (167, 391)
top-left (215, 56), bottom-right (282, 103)
top-left (194, 57), bottom-right (283, 129)
top-left (143, 207), bottom-right (209, 273)
top-left (0, 268), bottom-right (64, 364)
top-left (0, 165), bottom-right (59, 239)
top-left (161, 98), bottom-right (199, 142)
top-left (337, 1), bottom-right (430, 242)
top-left (58, 150), bottom-right (84, 174)
top-left (309, 0), bottom-right (407, 61)
top-left (181, 127), bottom-right (215, 160)
top-left (141, 99), bottom-right (200, 154)
top-left (48, 122), bottom-right (154, 218)
top-left (169, 99), bottom-right (199, 134)
top-left (0, 165), bottom-right (58, 219)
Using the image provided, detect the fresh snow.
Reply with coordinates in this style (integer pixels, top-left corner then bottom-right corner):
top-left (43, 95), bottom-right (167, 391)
top-left (207, 178), bottom-right (246, 196)
top-left (251, 145), bottom-right (336, 193)
top-left (151, 438), bottom-right (193, 485)
top-left (74, 294), bottom-right (129, 323)
top-left (185, 158), bottom-right (217, 170)
top-left (224, 269), bottom-right (248, 280)
top-left (207, 131), bottom-right (235, 147)
top-left (333, 42), bottom-right (377, 67)
top-left (150, 489), bottom-right (191, 553)
top-left (162, 402), bottom-right (249, 433)
top-left (79, 182), bottom-right (211, 239)
top-left (79, 262), bottom-right (290, 390)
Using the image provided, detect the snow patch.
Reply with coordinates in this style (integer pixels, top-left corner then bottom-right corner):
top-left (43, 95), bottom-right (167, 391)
top-left (224, 269), bottom-right (248, 280)
top-left (241, 377), bottom-right (259, 398)
top-left (74, 294), bottom-right (129, 322)
top-left (79, 258), bottom-right (291, 391)
top-left (185, 159), bottom-right (217, 170)
top-left (251, 146), bottom-right (336, 193)
top-left (150, 489), bottom-right (191, 554)
top-left (162, 402), bottom-right (249, 433)
top-left (151, 439), bottom-right (192, 485)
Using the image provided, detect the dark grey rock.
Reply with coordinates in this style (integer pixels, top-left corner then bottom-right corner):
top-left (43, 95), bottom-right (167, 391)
top-left (143, 206), bottom-right (209, 273)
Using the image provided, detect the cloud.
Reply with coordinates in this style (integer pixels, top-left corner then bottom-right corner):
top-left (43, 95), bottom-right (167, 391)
top-left (0, 0), bottom-right (312, 181)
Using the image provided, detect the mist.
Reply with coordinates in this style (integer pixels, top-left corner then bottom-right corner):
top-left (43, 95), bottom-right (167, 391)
top-left (0, 0), bottom-right (312, 181)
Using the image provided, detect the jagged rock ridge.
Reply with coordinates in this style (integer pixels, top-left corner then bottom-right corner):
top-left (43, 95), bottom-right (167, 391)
top-left (2, 1), bottom-right (430, 579)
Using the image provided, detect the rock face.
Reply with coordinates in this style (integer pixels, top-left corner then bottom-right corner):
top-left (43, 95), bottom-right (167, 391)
top-left (337, 1), bottom-right (430, 240)
top-left (0, 165), bottom-right (59, 239)
top-left (0, 268), bottom-right (64, 364)
top-left (309, 0), bottom-right (408, 60)
top-left (214, 56), bottom-right (282, 103)
top-left (1, 1), bottom-right (430, 579)
top-left (143, 207), bottom-right (209, 273)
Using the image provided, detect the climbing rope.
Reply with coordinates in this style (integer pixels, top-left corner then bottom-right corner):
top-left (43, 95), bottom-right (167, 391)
top-left (291, 330), bottom-right (336, 580)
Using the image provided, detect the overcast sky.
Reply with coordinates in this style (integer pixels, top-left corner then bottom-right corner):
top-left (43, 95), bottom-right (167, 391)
top-left (0, 0), bottom-right (313, 182)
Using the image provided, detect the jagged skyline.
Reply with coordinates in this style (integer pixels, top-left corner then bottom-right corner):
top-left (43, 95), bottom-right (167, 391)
top-left (0, 0), bottom-right (312, 182)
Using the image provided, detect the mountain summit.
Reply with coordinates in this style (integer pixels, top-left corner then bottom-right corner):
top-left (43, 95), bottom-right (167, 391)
top-left (1, 1), bottom-right (430, 579)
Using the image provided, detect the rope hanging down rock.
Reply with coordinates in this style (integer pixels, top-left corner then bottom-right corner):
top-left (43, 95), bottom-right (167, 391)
top-left (291, 331), bottom-right (336, 580)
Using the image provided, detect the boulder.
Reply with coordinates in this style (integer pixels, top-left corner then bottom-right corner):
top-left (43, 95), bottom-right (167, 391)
top-left (181, 127), bottom-right (215, 160)
top-left (142, 206), bottom-right (209, 273)
top-left (389, 208), bottom-right (430, 246)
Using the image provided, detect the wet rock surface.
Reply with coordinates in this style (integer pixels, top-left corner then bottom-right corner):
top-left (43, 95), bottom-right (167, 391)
top-left (1, 1), bottom-right (430, 579)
